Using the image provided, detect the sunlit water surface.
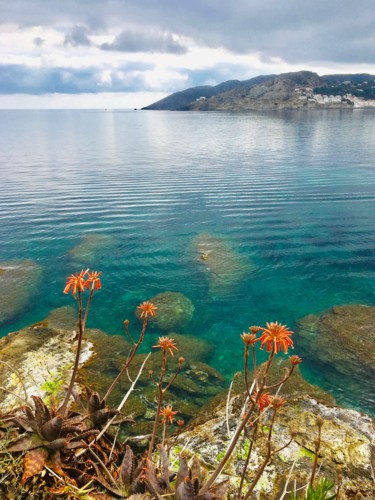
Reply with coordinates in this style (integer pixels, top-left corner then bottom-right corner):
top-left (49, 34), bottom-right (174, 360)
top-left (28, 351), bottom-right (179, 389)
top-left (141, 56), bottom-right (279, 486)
top-left (1, 109), bottom-right (375, 415)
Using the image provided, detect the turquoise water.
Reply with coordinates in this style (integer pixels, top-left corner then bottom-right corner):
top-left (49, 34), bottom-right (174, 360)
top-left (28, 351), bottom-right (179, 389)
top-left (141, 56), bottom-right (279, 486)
top-left (1, 109), bottom-right (375, 413)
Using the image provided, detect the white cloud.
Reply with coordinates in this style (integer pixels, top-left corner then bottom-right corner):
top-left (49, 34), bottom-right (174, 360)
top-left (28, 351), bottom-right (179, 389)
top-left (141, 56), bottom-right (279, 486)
top-left (1, 1), bottom-right (375, 107)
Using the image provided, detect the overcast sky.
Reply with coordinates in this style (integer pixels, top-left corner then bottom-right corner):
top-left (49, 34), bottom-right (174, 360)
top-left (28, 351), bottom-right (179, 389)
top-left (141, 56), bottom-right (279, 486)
top-left (1, 0), bottom-right (375, 109)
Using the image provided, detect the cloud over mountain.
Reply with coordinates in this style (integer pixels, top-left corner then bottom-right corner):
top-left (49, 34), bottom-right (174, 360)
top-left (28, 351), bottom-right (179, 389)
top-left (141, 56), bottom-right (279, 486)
top-left (1, 0), bottom-right (375, 107)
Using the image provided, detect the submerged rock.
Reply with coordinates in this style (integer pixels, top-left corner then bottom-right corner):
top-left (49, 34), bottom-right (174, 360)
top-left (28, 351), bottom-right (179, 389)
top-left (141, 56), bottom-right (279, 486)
top-left (0, 260), bottom-right (42, 327)
top-left (141, 291), bottom-right (195, 331)
top-left (297, 304), bottom-right (375, 414)
top-left (67, 233), bottom-right (115, 265)
top-left (190, 233), bottom-right (254, 297)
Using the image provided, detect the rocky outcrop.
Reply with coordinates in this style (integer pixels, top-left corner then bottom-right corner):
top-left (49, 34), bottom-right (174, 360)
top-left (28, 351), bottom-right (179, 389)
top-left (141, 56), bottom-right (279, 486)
top-left (1, 310), bottom-right (374, 497)
top-left (177, 371), bottom-right (375, 498)
top-left (0, 260), bottom-right (42, 327)
top-left (0, 308), bottom-right (223, 433)
top-left (0, 306), bottom-right (94, 411)
top-left (297, 304), bottom-right (375, 415)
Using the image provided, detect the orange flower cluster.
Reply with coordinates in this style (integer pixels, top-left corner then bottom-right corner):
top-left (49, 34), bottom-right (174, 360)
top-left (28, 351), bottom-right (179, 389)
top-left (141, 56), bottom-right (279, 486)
top-left (137, 301), bottom-right (158, 318)
top-left (63, 269), bottom-right (102, 296)
top-left (153, 336), bottom-right (178, 357)
top-left (256, 392), bottom-right (271, 412)
top-left (240, 322), bottom-right (294, 355)
top-left (159, 405), bottom-right (178, 425)
top-left (258, 322), bottom-right (294, 354)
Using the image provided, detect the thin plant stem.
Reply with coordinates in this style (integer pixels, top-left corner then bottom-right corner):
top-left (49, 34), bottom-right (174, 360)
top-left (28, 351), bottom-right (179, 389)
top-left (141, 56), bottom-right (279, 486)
top-left (147, 351), bottom-right (167, 459)
top-left (252, 344), bottom-right (259, 391)
top-left (310, 422), bottom-right (322, 486)
top-left (0, 387), bottom-right (28, 404)
top-left (82, 288), bottom-right (94, 331)
top-left (199, 348), bottom-right (276, 495)
top-left (123, 320), bottom-right (136, 346)
top-left (226, 374), bottom-right (237, 438)
top-left (88, 448), bottom-right (118, 489)
top-left (60, 292), bottom-right (84, 417)
top-left (243, 408), bottom-right (277, 499)
top-left (264, 365), bottom-right (296, 391)
top-left (279, 450), bottom-right (299, 500)
top-left (238, 418), bottom-right (259, 497)
top-left (244, 345), bottom-right (252, 399)
top-left (75, 352), bottom-right (151, 458)
top-left (103, 318), bottom-right (147, 401)
top-left (0, 361), bottom-right (29, 404)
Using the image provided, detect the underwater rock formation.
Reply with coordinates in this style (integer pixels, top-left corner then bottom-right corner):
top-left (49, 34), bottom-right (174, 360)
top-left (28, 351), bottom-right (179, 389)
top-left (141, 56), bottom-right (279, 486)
top-left (0, 260), bottom-right (42, 327)
top-left (142, 291), bottom-right (195, 331)
top-left (67, 233), bottom-right (115, 265)
top-left (297, 304), bottom-right (375, 414)
top-left (191, 233), bottom-right (253, 298)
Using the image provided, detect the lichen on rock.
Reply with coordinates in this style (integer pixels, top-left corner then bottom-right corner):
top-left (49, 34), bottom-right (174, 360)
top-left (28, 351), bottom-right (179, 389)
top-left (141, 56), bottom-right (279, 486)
top-left (0, 307), bottom-right (94, 412)
top-left (177, 384), bottom-right (375, 498)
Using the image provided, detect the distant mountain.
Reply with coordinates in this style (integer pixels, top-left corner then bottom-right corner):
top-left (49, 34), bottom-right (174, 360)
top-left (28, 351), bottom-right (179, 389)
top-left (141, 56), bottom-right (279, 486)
top-left (142, 71), bottom-right (375, 111)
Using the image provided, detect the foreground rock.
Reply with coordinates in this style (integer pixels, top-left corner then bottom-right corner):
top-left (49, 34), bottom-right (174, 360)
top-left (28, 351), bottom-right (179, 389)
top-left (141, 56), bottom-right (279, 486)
top-left (0, 260), bottom-right (42, 327)
top-left (0, 309), bottom-right (222, 433)
top-left (297, 304), bottom-right (375, 415)
top-left (176, 364), bottom-right (375, 498)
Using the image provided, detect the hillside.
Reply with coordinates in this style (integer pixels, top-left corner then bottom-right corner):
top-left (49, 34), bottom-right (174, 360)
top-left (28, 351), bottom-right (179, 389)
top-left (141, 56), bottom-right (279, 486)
top-left (142, 71), bottom-right (375, 111)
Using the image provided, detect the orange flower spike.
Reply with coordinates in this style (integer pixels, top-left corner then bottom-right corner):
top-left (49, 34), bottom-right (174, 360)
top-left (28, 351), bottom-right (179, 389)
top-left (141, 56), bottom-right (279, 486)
top-left (270, 395), bottom-right (287, 409)
top-left (256, 392), bottom-right (272, 413)
top-left (249, 325), bottom-right (261, 335)
top-left (159, 405), bottom-right (178, 425)
top-left (63, 269), bottom-right (88, 296)
top-left (241, 332), bottom-right (257, 346)
top-left (152, 336), bottom-right (178, 357)
top-left (85, 270), bottom-right (102, 291)
top-left (137, 301), bottom-right (157, 318)
top-left (289, 355), bottom-right (302, 366)
top-left (259, 321), bottom-right (294, 354)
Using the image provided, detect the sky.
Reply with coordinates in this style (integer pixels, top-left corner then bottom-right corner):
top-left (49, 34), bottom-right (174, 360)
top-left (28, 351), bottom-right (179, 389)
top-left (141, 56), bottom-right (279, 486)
top-left (1, 0), bottom-right (375, 109)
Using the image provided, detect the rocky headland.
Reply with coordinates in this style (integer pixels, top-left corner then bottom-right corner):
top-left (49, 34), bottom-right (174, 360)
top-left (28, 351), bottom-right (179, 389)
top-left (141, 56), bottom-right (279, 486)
top-left (142, 71), bottom-right (375, 111)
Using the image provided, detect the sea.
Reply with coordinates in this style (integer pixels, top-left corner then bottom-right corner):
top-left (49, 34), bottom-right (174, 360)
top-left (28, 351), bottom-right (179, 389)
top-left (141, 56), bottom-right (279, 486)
top-left (1, 108), bottom-right (375, 415)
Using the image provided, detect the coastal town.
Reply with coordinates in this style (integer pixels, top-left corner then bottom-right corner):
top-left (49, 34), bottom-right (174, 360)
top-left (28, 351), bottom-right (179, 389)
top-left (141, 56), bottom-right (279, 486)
top-left (295, 86), bottom-right (375, 107)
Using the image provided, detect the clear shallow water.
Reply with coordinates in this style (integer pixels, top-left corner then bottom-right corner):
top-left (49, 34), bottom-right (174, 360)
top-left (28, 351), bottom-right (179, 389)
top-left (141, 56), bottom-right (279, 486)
top-left (1, 109), bottom-right (375, 414)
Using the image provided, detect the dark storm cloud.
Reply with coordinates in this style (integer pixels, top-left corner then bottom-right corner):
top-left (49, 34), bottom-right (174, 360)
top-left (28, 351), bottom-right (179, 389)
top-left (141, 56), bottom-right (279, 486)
top-left (0, 63), bottom-right (154, 94)
top-left (64, 26), bottom-right (92, 47)
top-left (1, 0), bottom-right (375, 64)
top-left (100, 28), bottom-right (187, 54)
